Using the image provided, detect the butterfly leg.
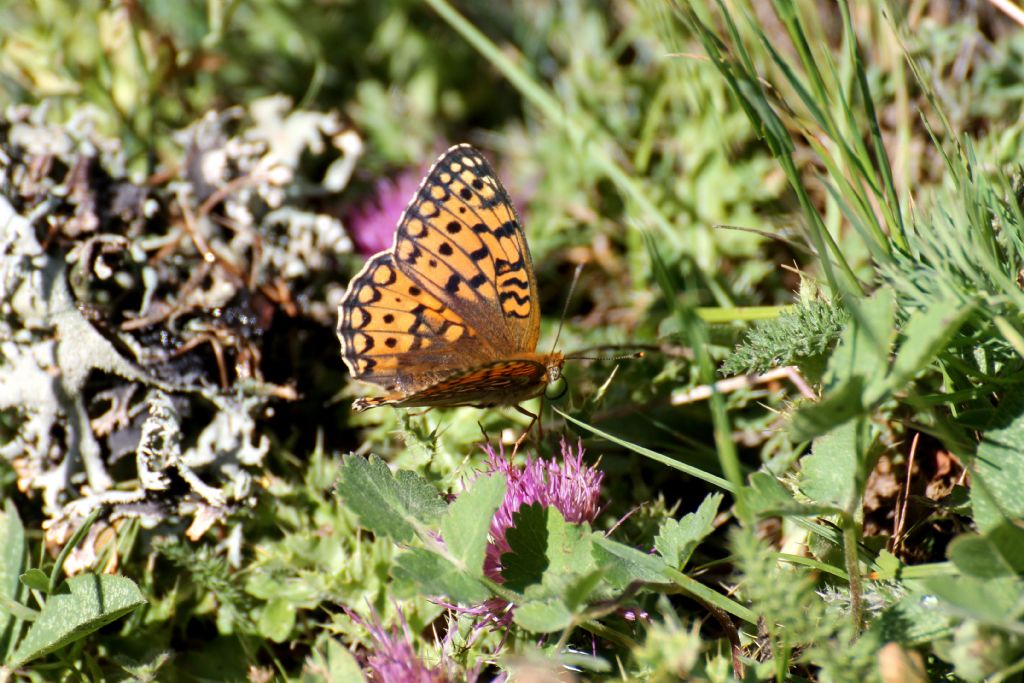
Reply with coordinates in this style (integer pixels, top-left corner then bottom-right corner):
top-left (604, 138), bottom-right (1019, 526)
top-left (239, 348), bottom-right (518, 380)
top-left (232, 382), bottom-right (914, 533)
top-left (405, 407), bottom-right (435, 418)
top-left (512, 405), bottom-right (539, 455)
top-left (477, 420), bottom-right (494, 445)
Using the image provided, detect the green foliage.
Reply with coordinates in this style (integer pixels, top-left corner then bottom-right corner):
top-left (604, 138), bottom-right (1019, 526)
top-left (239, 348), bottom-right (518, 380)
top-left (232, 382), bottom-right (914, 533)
top-left (721, 295), bottom-right (849, 378)
top-left (972, 390), bottom-right (1024, 533)
top-left (335, 454), bottom-right (448, 544)
top-left (9, 574), bottom-right (146, 668)
top-left (654, 492), bottom-right (722, 570)
top-left (3, 0), bottom-right (1024, 679)
top-left (0, 505), bottom-right (145, 670)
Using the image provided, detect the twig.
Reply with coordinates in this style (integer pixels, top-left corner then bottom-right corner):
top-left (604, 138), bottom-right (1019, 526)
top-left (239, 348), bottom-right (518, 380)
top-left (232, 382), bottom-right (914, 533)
top-left (672, 366), bottom-right (816, 404)
top-left (892, 432), bottom-right (920, 553)
top-left (987, 0), bottom-right (1024, 27)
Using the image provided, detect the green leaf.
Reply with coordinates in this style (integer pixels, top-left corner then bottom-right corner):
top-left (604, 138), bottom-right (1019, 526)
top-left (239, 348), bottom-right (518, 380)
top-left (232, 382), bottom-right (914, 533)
top-left (799, 420), bottom-right (862, 510)
top-left (9, 574), bottom-right (146, 667)
top-left (335, 454), bottom-right (447, 543)
top-left (654, 493), bottom-right (722, 569)
top-left (513, 599), bottom-right (573, 633)
top-left (872, 550), bottom-right (903, 581)
top-left (826, 288), bottom-right (895, 398)
top-left (501, 505), bottom-right (594, 595)
top-left (972, 392), bottom-right (1024, 533)
top-left (563, 568), bottom-right (607, 612)
top-left (887, 297), bottom-right (974, 390)
top-left (920, 575), bottom-right (1024, 624)
top-left (791, 289), bottom-right (895, 441)
top-left (592, 536), bottom-right (668, 588)
top-left (441, 473), bottom-right (506, 577)
top-left (392, 548), bottom-right (490, 605)
top-left (948, 522), bottom-right (1024, 579)
top-left (302, 637), bottom-right (366, 683)
top-left (789, 376), bottom-right (868, 442)
top-left (871, 586), bottom-right (956, 645)
top-left (746, 472), bottom-right (794, 514)
top-left (19, 569), bottom-right (49, 594)
top-left (949, 621), bottom-right (1023, 681)
top-left (258, 597), bottom-right (296, 643)
top-left (500, 504), bottom-right (548, 591)
top-left (0, 501), bottom-right (27, 662)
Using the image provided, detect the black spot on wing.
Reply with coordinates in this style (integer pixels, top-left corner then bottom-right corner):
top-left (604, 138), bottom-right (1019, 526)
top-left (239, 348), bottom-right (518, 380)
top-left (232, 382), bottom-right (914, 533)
top-left (445, 274), bottom-right (460, 294)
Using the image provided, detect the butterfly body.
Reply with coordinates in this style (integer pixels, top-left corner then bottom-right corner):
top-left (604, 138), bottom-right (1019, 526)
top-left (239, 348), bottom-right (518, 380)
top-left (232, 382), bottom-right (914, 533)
top-left (352, 353), bottom-right (564, 412)
top-left (338, 144), bottom-right (560, 413)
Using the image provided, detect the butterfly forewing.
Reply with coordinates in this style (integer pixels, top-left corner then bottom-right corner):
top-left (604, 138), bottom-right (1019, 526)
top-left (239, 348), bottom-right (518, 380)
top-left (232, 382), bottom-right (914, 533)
top-left (338, 144), bottom-right (552, 409)
top-left (392, 145), bottom-right (540, 355)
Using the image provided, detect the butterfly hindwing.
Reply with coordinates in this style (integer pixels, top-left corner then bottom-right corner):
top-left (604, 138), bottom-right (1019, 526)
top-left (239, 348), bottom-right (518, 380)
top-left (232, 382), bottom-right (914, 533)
top-left (337, 252), bottom-right (494, 394)
top-left (389, 359), bottom-right (549, 409)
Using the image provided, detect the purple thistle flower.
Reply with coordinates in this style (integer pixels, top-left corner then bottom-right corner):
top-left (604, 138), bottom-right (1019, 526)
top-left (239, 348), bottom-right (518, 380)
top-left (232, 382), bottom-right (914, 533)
top-left (346, 169), bottom-right (422, 257)
top-left (451, 439), bottom-right (603, 631)
top-left (348, 606), bottom-right (453, 683)
top-left (482, 439), bottom-right (603, 582)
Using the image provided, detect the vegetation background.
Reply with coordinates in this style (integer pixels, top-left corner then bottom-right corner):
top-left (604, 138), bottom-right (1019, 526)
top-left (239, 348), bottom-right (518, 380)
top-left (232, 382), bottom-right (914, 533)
top-left (1, 0), bottom-right (1023, 680)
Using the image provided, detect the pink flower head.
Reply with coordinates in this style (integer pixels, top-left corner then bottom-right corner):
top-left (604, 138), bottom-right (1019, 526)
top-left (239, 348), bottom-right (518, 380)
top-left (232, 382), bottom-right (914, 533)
top-left (482, 438), bottom-right (603, 582)
top-left (451, 439), bottom-right (603, 631)
top-left (348, 606), bottom-right (452, 683)
top-left (346, 170), bottom-right (422, 257)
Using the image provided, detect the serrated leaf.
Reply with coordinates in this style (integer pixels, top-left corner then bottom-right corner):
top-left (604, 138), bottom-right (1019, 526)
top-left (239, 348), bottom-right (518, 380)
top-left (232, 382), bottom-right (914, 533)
top-left (973, 392), bottom-right (1024, 533)
top-left (0, 501), bottom-right (27, 662)
top-left (441, 474), bottom-right (506, 577)
top-left (948, 522), bottom-right (1024, 579)
top-left (501, 505), bottom-right (594, 595)
top-left (302, 638), bottom-right (366, 683)
top-left (513, 599), bottom-right (573, 633)
top-left (654, 493), bottom-right (722, 569)
top-left (392, 548), bottom-right (490, 604)
top-left (9, 574), bottom-right (146, 667)
top-left (335, 455), bottom-right (446, 543)
top-left (871, 586), bottom-right (955, 645)
top-left (500, 504), bottom-right (548, 591)
top-left (799, 420), bottom-right (862, 509)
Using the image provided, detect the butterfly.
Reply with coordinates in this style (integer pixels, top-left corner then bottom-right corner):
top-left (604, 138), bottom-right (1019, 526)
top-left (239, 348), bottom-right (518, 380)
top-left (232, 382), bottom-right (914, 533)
top-left (337, 144), bottom-right (564, 416)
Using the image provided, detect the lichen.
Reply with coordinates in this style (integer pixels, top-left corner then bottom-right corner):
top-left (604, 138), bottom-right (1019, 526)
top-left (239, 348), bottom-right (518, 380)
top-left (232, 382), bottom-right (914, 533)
top-left (0, 97), bottom-right (359, 571)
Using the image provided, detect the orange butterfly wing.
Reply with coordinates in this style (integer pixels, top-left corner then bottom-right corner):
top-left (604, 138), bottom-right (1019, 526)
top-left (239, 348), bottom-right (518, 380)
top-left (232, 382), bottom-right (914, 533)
top-left (391, 144), bottom-right (540, 354)
top-left (337, 144), bottom-right (549, 410)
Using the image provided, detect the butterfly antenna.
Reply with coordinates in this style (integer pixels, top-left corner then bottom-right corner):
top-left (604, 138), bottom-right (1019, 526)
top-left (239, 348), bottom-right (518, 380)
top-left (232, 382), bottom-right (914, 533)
top-left (549, 263), bottom-right (584, 356)
top-left (565, 350), bottom-right (645, 361)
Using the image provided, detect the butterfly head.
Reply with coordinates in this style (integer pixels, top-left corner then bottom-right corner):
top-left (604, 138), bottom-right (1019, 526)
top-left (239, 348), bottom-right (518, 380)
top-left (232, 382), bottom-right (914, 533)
top-left (545, 352), bottom-right (565, 383)
top-left (543, 352), bottom-right (567, 400)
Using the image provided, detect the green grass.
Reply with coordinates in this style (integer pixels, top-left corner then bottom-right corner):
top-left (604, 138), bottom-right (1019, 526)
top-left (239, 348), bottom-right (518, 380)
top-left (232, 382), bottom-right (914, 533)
top-left (2, 0), bottom-right (1024, 680)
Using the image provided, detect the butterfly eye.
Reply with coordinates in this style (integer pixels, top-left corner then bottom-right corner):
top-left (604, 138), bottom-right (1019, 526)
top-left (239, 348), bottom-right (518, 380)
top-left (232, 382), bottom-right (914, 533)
top-left (544, 374), bottom-right (567, 401)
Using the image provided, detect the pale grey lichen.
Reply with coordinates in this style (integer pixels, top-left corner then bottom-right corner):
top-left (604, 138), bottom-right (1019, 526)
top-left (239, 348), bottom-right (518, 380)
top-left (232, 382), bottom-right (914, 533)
top-left (1, 96), bottom-right (358, 571)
